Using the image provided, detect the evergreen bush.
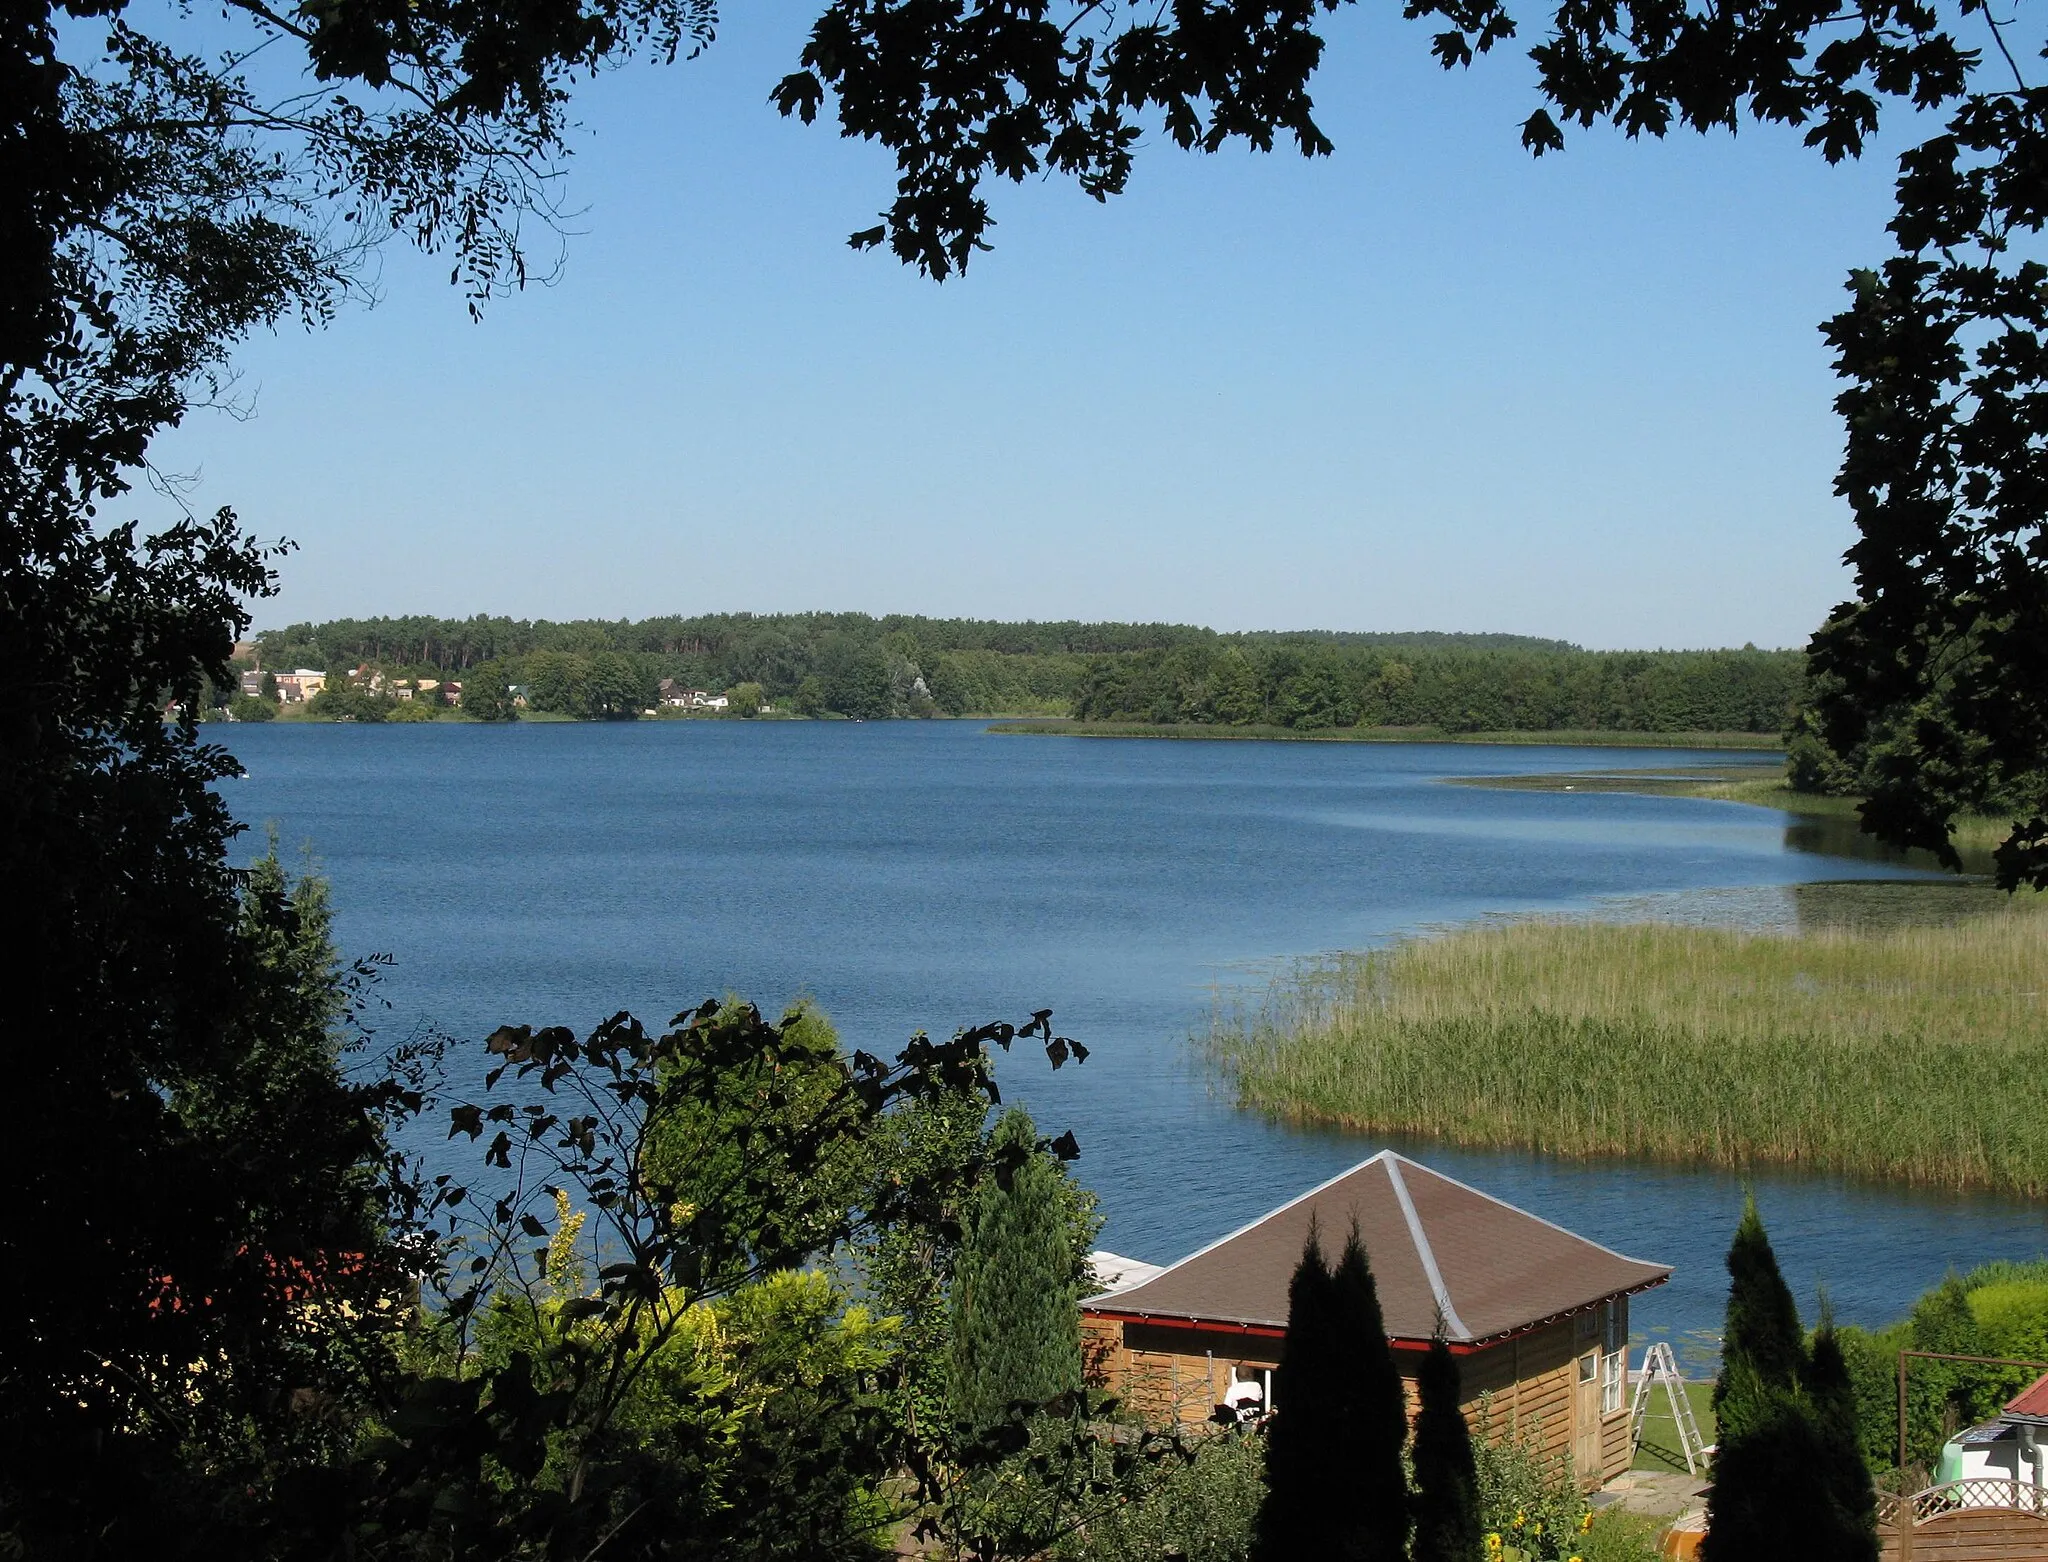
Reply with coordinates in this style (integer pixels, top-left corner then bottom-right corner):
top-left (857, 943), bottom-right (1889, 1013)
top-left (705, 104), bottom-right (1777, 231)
top-left (1411, 1337), bottom-right (1482, 1562)
top-left (946, 1108), bottom-right (1085, 1431)
top-left (1702, 1200), bottom-right (1877, 1562)
top-left (1252, 1224), bottom-right (1411, 1562)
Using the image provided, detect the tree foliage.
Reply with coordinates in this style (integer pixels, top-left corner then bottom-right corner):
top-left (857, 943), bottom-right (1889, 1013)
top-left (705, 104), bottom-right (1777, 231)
top-left (253, 610), bottom-right (1800, 730)
top-left (1703, 1202), bottom-right (1877, 1562)
top-left (1412, 1338), bottom-right (1483, 1562)
top-left (0, 824), bottom-right (420, 1559)
top-left (1253, 1224), bottom-right (1410, 1562)
top-left (947, 1107), bottom-right (1087, 1433)
top-left (1831, 1258), bottom-right (2048, 1474)
top-left (463, 660), bottom-right (520, 722)
top-left (295, 1000), bottom-right (1120, 1560)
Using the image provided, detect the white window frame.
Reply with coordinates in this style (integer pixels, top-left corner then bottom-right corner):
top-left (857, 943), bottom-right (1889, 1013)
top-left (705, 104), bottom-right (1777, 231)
top-left (1601, 1347), bottom-right (1625, 1415)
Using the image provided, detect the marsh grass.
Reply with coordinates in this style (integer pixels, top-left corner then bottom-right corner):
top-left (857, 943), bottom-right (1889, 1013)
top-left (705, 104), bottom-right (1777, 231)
top-left (1205, 905), bottom-right (2048, 1195)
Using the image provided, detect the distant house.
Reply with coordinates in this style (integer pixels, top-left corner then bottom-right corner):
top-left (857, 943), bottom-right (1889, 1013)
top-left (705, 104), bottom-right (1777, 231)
top-left (237, 669), bottom-right (265, 698)
top-left (1082, 1151), bottom-right (1670, 1489)
top-left (656, 680), bottom-right (728, 711)
top-left (272, 669), bottom-right (327, 703)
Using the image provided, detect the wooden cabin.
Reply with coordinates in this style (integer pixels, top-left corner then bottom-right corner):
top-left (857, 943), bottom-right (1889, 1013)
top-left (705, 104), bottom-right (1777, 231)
top-left (1082, 1151), bottom-right (1671, 1490)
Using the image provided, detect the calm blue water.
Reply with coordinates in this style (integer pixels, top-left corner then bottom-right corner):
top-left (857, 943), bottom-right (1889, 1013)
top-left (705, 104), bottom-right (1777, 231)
top-left (219, 720), bottom-right (2045, 1358)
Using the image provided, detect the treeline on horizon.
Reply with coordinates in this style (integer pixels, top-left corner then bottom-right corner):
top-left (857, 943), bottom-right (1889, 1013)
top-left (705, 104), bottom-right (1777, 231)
top-left (251, 612), bottom-right (1803, 732)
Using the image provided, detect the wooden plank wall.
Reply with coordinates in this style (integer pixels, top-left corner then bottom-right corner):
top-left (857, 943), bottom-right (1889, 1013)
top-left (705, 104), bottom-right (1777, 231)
top-left (1083, 1307), bottom-right (1637, 1488)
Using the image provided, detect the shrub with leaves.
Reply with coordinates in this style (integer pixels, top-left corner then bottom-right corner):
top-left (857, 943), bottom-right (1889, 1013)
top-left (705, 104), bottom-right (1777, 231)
top-left (1469, 1397), bottom-right (1589, 1562)
top-left (1055, 1426), bottom-right (1264, 1562)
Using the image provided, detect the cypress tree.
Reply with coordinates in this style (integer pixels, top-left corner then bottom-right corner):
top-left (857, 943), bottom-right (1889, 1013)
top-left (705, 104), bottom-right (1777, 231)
top-left (946, 1108), bottom-right (1083, 1431)
top-left (1704, 1198), bottom-right (1862, 1562)
top-left (1330, 1227), bottom-right (1414, 1562)
top-left (1715, 1195), bottom-right (1806, 1406)
top-left (1253, 1223), bottom-right (1413, 1562)
top-left (1254, 1226), bottom-right (1342, 1561)
top-left (1808, 1309), bottom-right (1880, 1562)
top-left (1410, 1336), bottom-right (1483, 1562)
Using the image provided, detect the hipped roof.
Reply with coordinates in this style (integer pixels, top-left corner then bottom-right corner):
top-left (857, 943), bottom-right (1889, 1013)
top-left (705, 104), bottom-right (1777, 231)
top-left (1086, 1151), bottom-right (1670, 1347)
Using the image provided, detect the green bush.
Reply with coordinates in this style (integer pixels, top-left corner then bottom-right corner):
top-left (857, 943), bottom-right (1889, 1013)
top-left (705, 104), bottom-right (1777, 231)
top-left (1834, 1258), bottom-right (2048, 1474)
top-left (1056, 1429), bottom-right (1264, 1562)
top-left (307, 684), bottom-right (393, 721)
top-left (1575, 1509), bottom-right (1666, 1562)
top-left (1470, 1398), bottom-right (1588, 1560)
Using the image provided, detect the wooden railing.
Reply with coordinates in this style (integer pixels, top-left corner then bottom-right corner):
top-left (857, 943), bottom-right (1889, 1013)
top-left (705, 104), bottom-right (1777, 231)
top-left (1878, 1477), bottom-right (2048, 1561)
top-left (1877, 1477), bottom-right (2048, 1525)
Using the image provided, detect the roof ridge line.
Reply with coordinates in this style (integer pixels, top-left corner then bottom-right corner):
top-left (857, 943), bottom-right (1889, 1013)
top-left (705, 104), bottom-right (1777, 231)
top-left (1385, 1152), bottom-right (1670, 1272)
top-left (1109, 1151), bottom-right (1397, 1291)
top-left (1383, 1157), bottom-right (1474, 1342)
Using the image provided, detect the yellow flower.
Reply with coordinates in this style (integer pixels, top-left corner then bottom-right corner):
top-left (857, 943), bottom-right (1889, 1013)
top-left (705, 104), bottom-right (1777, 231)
top-left (1485, 1535), bottom-right (1503, 1553)
top-left (1513, 1509), bottom-right (1526, 1527)
top-left (1532, 1521), bottom-right (1543, 1536)
top-left (1579, 1511), bottom-right (1595, 1532)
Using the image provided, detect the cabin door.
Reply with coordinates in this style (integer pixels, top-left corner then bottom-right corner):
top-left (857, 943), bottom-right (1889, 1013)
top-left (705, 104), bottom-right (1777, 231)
top-left (1573, 1350), bottom-right (1602, 1483)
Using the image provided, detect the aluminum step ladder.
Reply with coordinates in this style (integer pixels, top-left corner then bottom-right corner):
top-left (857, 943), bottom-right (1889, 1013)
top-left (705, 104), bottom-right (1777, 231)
top-left (1629, 1341), bottom-right (1710, 1475)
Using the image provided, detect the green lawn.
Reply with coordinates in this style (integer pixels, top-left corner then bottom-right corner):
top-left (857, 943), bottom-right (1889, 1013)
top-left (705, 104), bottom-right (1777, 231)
top-left (1632, 1378), bottom-right (1717, 1475)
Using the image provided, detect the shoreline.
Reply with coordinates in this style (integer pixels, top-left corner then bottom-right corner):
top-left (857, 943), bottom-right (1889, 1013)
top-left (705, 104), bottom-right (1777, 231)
top-left (985, 719), bottom-right (1786, 750)
top-left (1452, 764), bottom-right (2015, 861)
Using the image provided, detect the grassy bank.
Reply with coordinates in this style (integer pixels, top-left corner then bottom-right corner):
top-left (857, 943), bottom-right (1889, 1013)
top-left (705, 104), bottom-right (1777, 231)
top-left (988, 719), bottom-right (1785, 750)
top-left (1204, 907), bottom-right (2048, 1196)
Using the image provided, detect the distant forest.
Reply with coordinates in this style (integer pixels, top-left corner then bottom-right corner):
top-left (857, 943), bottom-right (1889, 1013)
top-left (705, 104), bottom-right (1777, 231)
top-left (250, 613), bottom-right (1803, 732)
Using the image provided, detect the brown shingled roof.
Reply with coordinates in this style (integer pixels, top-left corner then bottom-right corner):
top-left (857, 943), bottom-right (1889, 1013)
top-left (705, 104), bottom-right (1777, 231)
top-left (1085, 1151), bottom-right (1670, 1346)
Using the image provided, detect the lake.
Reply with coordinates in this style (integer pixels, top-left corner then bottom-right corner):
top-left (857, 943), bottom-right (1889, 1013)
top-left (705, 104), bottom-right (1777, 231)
top-left (220, 718), bottom-right (2045, 1361)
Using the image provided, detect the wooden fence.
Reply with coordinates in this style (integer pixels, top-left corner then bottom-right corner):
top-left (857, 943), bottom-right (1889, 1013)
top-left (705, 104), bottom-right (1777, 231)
top-left (1878, 1478), bottom-right (2048, 1560)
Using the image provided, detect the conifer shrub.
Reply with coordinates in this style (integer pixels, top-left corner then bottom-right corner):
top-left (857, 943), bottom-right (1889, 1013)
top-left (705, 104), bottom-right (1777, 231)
top-left (1253, 1224), bottom-right (1411, 1562)
top-left (1702, 1200), bottom-right (1877, 1562)
top-left (946, 1107), bottom-right (1085, 1432)
top-left (1411, 1338), bottom-right (1482, 1562)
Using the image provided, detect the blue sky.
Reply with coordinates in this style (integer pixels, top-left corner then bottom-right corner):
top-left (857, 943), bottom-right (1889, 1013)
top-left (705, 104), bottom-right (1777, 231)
top-left (143, 0), bottom-right (1920, 648)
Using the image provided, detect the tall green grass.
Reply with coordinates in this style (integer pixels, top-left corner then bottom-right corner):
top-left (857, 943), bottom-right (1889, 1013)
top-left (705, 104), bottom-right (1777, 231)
top-left (1205, 908), bottom-right (2048, 1195)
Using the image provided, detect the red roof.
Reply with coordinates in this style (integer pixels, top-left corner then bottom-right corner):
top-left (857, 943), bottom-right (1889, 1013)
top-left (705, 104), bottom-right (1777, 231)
top-left (2005, 1371), bottom-right (2048, 1422)
top-left (1084, 1151), bottom-right (1670, 1346)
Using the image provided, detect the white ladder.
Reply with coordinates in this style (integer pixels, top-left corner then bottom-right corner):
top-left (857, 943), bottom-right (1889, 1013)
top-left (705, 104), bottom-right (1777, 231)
top-left (1629, 1341), bottom-right (1710, 1474)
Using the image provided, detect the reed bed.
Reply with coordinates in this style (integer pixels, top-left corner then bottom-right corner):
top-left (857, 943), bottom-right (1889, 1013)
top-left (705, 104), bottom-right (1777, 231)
top-left (1205, 905), bottom-right (2048, 1195)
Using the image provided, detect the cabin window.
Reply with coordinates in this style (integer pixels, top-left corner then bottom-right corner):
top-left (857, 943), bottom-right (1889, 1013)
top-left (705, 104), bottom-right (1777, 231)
top-left (1598, 1300), bottom-right (1626, 1414)
top-left (1601, 1348), bottom-right (1624, 1415)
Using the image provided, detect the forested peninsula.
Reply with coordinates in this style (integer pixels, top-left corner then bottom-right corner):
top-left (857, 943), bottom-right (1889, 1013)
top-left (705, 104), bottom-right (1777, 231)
top-left (248, 612), bottom-right (1804, 736)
